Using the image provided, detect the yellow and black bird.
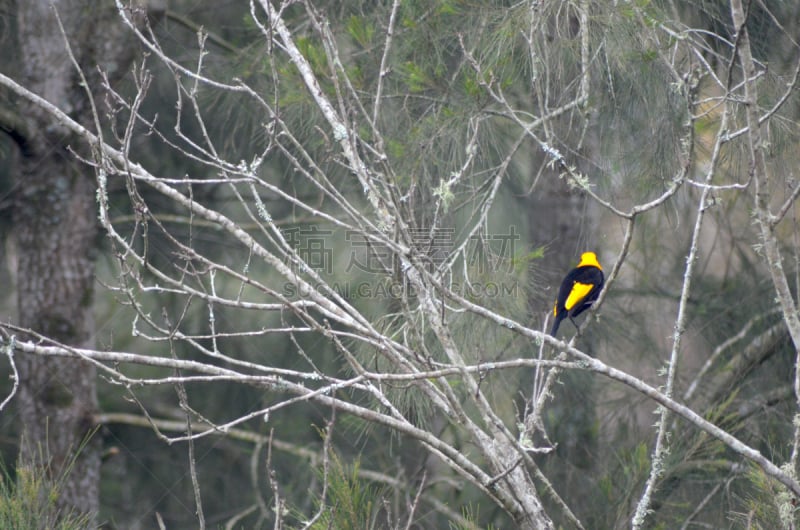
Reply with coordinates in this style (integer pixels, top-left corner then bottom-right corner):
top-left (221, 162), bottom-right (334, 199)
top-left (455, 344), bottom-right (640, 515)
top-left (550, 251), bottom-right (604, 336)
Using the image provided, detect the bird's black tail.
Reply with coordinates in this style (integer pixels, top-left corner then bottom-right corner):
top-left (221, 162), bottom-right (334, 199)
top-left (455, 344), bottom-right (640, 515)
top-left (550, 315), bottom-right (564, 337)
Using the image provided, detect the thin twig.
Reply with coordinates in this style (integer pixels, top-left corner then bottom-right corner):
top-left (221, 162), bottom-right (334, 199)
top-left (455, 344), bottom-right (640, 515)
top-left (0, 336), bottom-right (18, 412)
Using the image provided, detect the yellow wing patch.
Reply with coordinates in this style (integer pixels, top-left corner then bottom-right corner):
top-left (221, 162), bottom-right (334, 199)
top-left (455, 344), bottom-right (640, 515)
top-left (564, 281), bottom-right (594, 311)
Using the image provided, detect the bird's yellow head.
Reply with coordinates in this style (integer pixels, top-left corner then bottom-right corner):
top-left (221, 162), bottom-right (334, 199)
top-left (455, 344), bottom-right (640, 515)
top-left (578, 251), bottom-right (602, 270)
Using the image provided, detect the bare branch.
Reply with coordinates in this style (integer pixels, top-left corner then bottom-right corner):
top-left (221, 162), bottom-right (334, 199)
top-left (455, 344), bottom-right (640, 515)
top-left (0, 336), bottom-right (18, 413)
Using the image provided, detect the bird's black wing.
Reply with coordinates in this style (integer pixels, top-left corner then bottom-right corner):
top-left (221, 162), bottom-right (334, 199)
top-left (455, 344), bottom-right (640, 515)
top-left (567, 267), bottom-right (604, 318)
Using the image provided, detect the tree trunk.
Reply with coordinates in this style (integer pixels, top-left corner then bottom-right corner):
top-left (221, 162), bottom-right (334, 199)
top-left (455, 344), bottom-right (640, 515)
top-left (14, 149), bottom-right (101, 519)
top-left (12, 0), bottom-right (161, 521)
top-left (14, 1), bottom-right (103, 520)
